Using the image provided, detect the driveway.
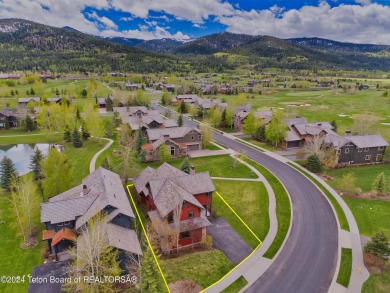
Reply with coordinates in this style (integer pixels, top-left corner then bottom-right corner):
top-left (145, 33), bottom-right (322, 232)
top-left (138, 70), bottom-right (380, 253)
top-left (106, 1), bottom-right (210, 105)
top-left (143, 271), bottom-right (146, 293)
top-left (208, 217), bottom-right (253, 265)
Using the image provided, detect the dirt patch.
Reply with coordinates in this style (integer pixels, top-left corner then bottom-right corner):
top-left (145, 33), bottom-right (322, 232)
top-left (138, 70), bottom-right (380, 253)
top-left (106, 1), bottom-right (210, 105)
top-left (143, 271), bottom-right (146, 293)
top-left (363, 253), bottom-right (387, 274)
top-left (341, 192), bottom-right (390, 201)
top-left (317, 173), bottom-right (336, 181)
top-left (21, 235), bottom-right (38, 249)
top-left (169, 280), bottom-right (203, 293)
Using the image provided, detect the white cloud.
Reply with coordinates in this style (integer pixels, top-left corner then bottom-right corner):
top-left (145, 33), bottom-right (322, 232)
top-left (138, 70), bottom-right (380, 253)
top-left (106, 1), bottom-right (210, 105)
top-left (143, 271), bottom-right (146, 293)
top-left (101, 26), bottom-right (190, 40)
top-left (87, 11), bottom-right (118, 30)
top-left (120, 16), bottom-right (133, 22)
top-left (218, 2), bottom-right (390, 44)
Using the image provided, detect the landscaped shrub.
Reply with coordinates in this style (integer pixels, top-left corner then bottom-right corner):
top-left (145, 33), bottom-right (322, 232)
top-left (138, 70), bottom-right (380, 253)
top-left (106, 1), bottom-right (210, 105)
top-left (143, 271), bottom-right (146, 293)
top-left (307, 154), bottom-right (322, 173)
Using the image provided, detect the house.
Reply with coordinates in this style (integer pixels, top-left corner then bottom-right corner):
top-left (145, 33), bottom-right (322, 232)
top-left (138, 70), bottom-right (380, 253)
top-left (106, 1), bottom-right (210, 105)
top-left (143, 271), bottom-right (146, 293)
top-left (324, 133), bottom-right (388, 167)
top-left (97, 97), bottom-right (106, 108)
top-left (171, 94), bottom-right (201, 106)
top-left (164, 84), bottom-right (175, 92)
top-left (282, 118), bottom-right (337, 148)
top-left (0, 108), bottom-right (19, 129)
top-left (113, 106), bottom-right (149, 117)
top-left (40, 168), bottom-right (142, 264)
top-left (133, 163), bottom-right (214, 253)
top-left (196, 98), bottom-right (228, 114)
top-left (18, 97), bottom-right (41, 108)
top-left (0, 73), bottom-right (21, 79)
top-left (233, 110), bottom-right (272, 132)
top-left (46, 97), bottom-right (62, 104)
top-left (125, 83), bottom-right (141, 91)
top-left (142, 127), bottom-right (202, 161)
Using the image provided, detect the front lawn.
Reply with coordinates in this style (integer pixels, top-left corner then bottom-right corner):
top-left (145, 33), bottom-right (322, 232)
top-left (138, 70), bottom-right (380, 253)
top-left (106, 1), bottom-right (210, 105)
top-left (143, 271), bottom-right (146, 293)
top-left (343, 197), bottom-right (390, 236)
top-left (213, 180), bottom-right (269, 248)
top-left (0, 192), bottom-right (43, 292)
top-left (363, 261), bottom-right (390, 293)
top-left (336, 248), bottom-right (352, 287)
top-left (221, 276), bottom-right (248, 293)
top-left (159, 249), bottom-right (235, 290)
top-left (326, 164), bottom-right (390, 192)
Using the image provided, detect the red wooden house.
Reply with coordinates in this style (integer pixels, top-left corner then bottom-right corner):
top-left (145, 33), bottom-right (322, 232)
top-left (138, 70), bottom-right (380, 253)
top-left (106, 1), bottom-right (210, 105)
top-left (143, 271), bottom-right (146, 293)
top-left (133, 163), bottom-right (215, 252)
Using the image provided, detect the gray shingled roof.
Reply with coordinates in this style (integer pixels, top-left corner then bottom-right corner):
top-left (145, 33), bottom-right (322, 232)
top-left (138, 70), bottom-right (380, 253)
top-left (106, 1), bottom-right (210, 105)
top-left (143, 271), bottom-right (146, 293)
top-left (147, 127), bottom-right (200, 141)
top-left (18, 97), bottom-right (41, 103)
top-left (41, 195), bottom-right (98, 224)
top-left (285, 117), bottom-right (307, 127)
top-left (285, 129), bottom-right (302, 142)
top-left (324, 134), bottom-right (350, 150)
top-left (349, 134), bottom-right (389, 148)
top-left (106, 224), bottom-right (143, 255)
top-left (171, 172), bottom-right (215, 195)
top-left (113, 106), bottom-right (149, 117)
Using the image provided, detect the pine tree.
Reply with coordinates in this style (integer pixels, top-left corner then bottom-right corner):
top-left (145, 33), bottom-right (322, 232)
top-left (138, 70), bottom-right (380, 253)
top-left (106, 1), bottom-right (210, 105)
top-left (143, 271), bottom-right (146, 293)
top-left (180, 158), bottom-right (191, 174)
top-left (24, 115), bottom-right (35, 132)
top-left (30, 87), bottom-right (35, 95)
top-left (372, 172), bottom-right (388, 195)
top-left (139, 150), bottom-right (147, 163)
top-left (0, 156), bottom-right (18, 191)
top-left (221, 108), bottom-right (227, 127)
top-left (255, 125), bottom-right (266, 141)
top-left (331, 120), bottom-right (338, 132)
top-left (307, 154), bottom-right (322, 173)
top-left (76, 108), bottom-right (81, 120)
top-left (29, 148), bottom-right (44, 181)
top-left (364, 232), bottom-right (390, 259)
top-left (177, 114), bottom-right (183, 127)
top-left (140, 248), bottom-right (164, 293)
top-left (72, 129), bottom-right (83, 148)
top-left (63, 126), bottom-right (71, 142)
top-left (106, 96), bottom-right (113, 111)
top-left (135, 129), bottom-right (144, 154)
top-left (179, 100), bottom-right (187, 113)
top-left (81, 88), bottom-right (87, 98)
top-left (81, 123), bottom-right (90, 141)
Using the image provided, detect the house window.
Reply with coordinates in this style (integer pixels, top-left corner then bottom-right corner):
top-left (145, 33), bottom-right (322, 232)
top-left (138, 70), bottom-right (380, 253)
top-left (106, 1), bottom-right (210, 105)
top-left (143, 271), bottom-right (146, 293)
top-left (57, 222), bottom-right (63, 227)
top-left (357, 148), bottom-right (363, 152)
top-left (365, 155), bottom-right (371, 161)
top-left (167, 214), bottom-right (174, 224)
top-left (378, 146), bottom-right (384, 151)
top-left (64, 221), bottom-right (70, 226)
top-left (345, 148), bottom-right (349, 154)
top-left (188, 210), bottom-right (194, 219)
top-left (336, 150), bottom-right (341, 155)
top-left (191, 136), bottom-right (194, 140)
top-left (364, 148), bottom-right (369, 152)
top-left (376, 154), bottom-right (383, 161)
top-left (170, 146), bottom-right (175, 156)
top-left (181, 231), bottom-right (190, 238)
top-left (198, 135), bottom-right (201, 140)
top-left (205, 192), bottom-right (212, 197)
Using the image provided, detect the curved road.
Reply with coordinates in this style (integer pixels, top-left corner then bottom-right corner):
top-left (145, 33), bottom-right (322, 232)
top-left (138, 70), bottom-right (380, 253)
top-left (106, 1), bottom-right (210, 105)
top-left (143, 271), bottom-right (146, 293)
top-left (153, 105), bottom-right (338, 293)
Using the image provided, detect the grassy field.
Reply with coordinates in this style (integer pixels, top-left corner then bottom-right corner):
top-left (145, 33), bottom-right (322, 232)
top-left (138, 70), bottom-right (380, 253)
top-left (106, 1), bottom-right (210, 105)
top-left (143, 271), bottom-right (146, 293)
top-left (221, 276), bottom-right (248, 293)
top-left (159, 250), bottom-right (235, 290)
top-left (326, 164), bottom-right (390, 192)
top-left (213, 180), bottom-right (269, 248)
top-left (0, 192), bottom-right (43, 292)
top-left (343, 197), bottom-right (390, 237)
top-left (243, 158), bottom-right (291, 259)
top-left (241, 138), bottom-right (279, 152)
top-left (336, 248), bottom-right (352, 287)
top-left (363, 262), bottom-right (390, 293)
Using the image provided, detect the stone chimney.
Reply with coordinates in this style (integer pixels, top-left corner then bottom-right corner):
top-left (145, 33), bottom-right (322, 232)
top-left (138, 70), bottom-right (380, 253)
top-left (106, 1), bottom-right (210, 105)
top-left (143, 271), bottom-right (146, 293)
top-left (190, 165), bottom-right (195, 175)
top-left (345, 130), bottom-right (352, 136)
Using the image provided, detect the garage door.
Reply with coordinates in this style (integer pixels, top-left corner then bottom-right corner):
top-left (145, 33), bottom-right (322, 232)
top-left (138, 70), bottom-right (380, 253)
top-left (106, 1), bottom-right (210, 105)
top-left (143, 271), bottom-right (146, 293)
top-left (287, 141), bottom-right (301, 148)
top-left (188, 144), bottom-right (200, 151)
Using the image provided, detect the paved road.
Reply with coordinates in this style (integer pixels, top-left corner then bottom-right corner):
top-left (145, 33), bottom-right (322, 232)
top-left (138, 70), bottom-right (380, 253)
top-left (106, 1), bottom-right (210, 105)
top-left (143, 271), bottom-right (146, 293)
top-left (152, 104), bottom-right (338, 293)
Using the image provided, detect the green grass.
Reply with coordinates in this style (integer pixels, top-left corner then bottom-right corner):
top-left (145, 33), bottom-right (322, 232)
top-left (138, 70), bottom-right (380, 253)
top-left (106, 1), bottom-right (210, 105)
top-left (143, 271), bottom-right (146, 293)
top-left (343, 197), bottom-right (390, 236)
top-left (205, 144), bottom-right (222, 151)
top-left (0, 132), bottom-right (61, 145)
top-left (221, 276), bottom-right (248, 293)
top-left (235, 139), bottom-right (265, 152)
top-left (326, 164), bottom-right (390, 192)
top-left (336, 248), bottom-right (352, 287)
top-left (363, 261), bottom-right (390, 293)
top-left (241, 138), bottom-right (280, 152)
top-left (243, 159), bottom-right (291, 259)
top-left (159, 250), bottom-right (235, 290)
top-left (213, 181), bottom-right (269, 248)
top-left (287, 162), bottom-right (350, 231)
top-left (0, 192), bottom-right (43, 292)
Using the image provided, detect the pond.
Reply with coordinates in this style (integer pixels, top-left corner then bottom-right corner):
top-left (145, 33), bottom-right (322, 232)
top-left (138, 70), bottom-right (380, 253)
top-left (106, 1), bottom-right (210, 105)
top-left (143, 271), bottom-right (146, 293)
top-left (0, 144), bottom-right (50, 175)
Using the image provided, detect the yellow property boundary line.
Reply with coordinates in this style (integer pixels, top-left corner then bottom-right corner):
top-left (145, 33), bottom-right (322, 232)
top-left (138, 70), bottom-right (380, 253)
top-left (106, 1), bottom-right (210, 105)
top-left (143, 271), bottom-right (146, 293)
top-left (126, 184), bottom-right (263, 293)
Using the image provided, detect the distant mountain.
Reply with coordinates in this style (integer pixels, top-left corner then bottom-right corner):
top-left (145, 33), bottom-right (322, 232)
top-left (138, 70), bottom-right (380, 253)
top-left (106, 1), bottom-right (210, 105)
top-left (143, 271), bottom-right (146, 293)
top-left (104, 36), bottom-right (144, 47)
top-left (287, 37), bottom-right (390, 53)
top-left (135, 38), bottom-right (184, 53)
top-left (62, 26), bottom-right (80, 33)
top-left (0, 19), bottom-right (184, 73)
top-left (173, 32), bottom-right (256, 55)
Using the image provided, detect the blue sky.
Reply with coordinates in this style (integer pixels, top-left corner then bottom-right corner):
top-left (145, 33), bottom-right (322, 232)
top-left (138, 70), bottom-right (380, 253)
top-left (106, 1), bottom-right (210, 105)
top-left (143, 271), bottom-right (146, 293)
top-left (1, 1), bottom-right (390, 44)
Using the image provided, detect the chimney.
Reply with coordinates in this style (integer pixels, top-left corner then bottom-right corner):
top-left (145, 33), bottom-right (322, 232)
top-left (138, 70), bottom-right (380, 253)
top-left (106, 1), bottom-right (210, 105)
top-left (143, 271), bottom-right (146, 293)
top-left (317, 123), bottom-right (322, 127)
top-left (82, 184), bottom-right (89, 196)
top-left (345, 130), bottom-right (352, 136)
top-left (190, 165), bottom-right (195, 175)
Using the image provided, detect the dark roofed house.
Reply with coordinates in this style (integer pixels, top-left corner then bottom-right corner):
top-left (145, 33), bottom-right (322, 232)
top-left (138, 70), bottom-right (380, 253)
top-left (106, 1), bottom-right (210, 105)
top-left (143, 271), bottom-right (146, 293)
top-left (142, 127), bottom-right (202, 161)
top-left (324, 133), bottom-right (388, 167)
top-left (46, 97), bottom-right (62, 104)
top-left (97, 97), bottom-right (106, 108)
top-left (18, 97), bottom-right (41, 108)
top-left (125, 83), bottom-right (141, 91)
top-left (171, 94), bottom-right (201, 106)
top-left (133, 163), bottom-right (214, 253)
top-left (40, 167), bottom-right (142, 264)
top-left (0, 108), bottom-right (19, 129)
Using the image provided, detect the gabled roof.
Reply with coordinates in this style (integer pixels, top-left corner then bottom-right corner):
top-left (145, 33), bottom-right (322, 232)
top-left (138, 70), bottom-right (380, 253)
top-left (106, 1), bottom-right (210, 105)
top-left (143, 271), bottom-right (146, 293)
top-left (52, 228), bottom-right (77, 246)
top-left (106, 224), bottom-right (143, 255)
top-left (146, 127), bottom-right (201, 141)
top-left (285, 117), bottom-right (307, 128)
top-left (324, 134), bottom-right (350, 150)
top-left (0, 108), bottom-right (18, 117)
top-left (18, 97), bottom-right (41, 103)
top-left (348, 134), bottom-right (389, 148)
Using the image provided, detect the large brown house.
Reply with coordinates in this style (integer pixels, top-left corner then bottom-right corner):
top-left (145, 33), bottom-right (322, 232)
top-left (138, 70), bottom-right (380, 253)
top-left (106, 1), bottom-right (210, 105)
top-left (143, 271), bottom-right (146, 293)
top-left (142, 127), bottom-right (202, 161)
top-left (133, 163), bottom-right (214, 253)
top-left (0, 108), bottom-right (19, 129)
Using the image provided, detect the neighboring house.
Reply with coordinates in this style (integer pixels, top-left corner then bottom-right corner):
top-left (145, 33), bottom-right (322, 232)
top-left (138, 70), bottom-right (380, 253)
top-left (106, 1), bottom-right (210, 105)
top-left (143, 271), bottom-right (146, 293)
top-left (324, 133), bottom-right (388, 167)
top-left (0, 108), bottom-right (19, 129)
top-left (46, 97), bottom-right (62, 104)
top-left (40, 167), bottom-right (142, 265)
top-left (164, 84), bottom-right (175, 92)
top-left (125, 83), bottom-right (141, 91)
top-left (18, 97), bottom-right (41, 108)
top-left (233, 110), bottom-right (272, 132)
top-left (196, 98), bottom-right (228, 114)
top-left (171, 94), bottom-right (201, 106)
top-left (142, 127), bottom-right (202, 161)
top-left (0, 73), bottom-right (21, 79)
top-left (97, 98), bottom-right (106, 108)
top-left (113, 106), bottom-right (149, 117)
top-left (133, 163), bottom-right (214, 253)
